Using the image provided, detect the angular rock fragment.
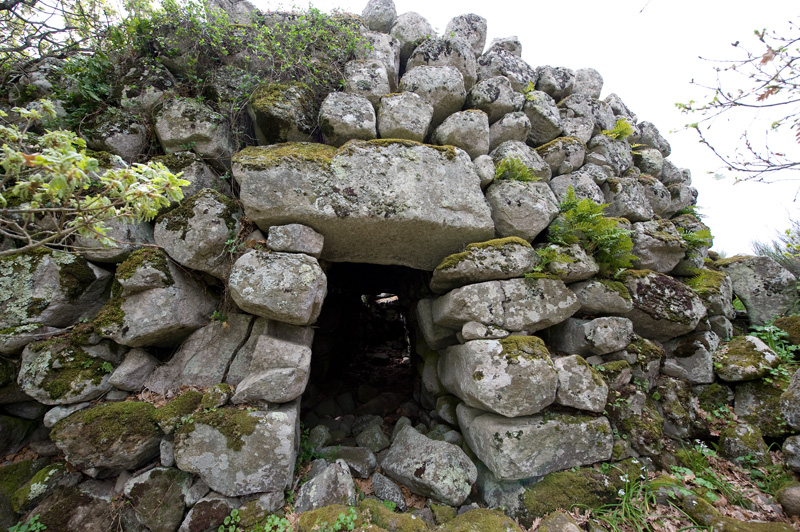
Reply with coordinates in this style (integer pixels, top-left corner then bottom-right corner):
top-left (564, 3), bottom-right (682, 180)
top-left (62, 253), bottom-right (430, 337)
top-left (319, 92), bottom-right (377, 147)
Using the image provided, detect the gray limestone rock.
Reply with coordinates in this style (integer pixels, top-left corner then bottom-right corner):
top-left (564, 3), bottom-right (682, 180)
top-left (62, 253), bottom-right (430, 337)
top-left (266, 223), bottom-right (324, 258)
top-left (573, 68), bottom-right (604, 98)
top-left (547, 317), bottom-right (634, 358)
top-left (417, 298), bottom-right (458, 350)
top-left (621, 270), bottom-right (707, 341)
top-left (87, 107), bottom-right (148, 161)
top-left (445, 14), bottom-right (487, 57)
top-left (561, 117), bottom-right (595, 144)
top-left (708, 315), bottom-right (734, 340)
top-left (458, 404), bottom-right (613, 480)
top-left (319, 92), bottom-right (377, 147)
top-left (344, 59), bottom-right (391, 110)
top-left (124, 467), bottom-right (194, 532)
top-left (485, 180), bottom-right (559, 241)
top-left (487, 36), bottom-right (521, 57)
top-left (783, 436), bottom-right (800, 472)
top-left (466, 76), bottom-right (518, 124)
top-left (118, 61), bottom-right (174, 114)
top-left (154, 97), bottom-right (233, 169)
top-left (716, 255), bottom-right (798, 326)
top-left (361, 0), bottom-right (396, 33)
top-left (399, 65), bottom-right (466, 129)
top-left (656, 376), bottom-right (700, 439)
top-left (154, 188), bottom-right (241, 280)
top-left (716, 335), bottom-right (779, 382)
top-left (535, 137), bottom-right (586, 176)
top-left (355, 423), bottom-right (390, 452)
top-left (490, 140), bottom-right (552, 182)
top-left (407, 37), bottom-right (477, 90)
top-left (569, 279), bottom-right (633, 316)
top-left (630, 219), bottom-right (687, 273)
top-left (667, 183), bottom-right (696, 216)
top-left (719, 423), bottom-right (771, 466)
top-left (233, 140), bottom-right (494, 270)
top-left (355, 31), bottom-right (401, 91)
top-left (535, 66), bottom-right (575, 101)
top-left (152, 151), bottom-right (229, 205)
top-left (548, 171), bottom-right (605, 205)
top-left (390, 12), bottom-right (436, 65)
top-left (522, 90), bottom-right (563, 146)
top-left (637, 175), bottom-right (672, 216)
top-left (781, 368), bottom-right (800, 431)
top-left (605, 93), bottom-right (637, 123)
top-left (662, 331), bottom-right (719, 385)
top-left (438, 337), bottom-right (558, 417)
top-left (174, 402), bottom-right (299, 497)
top-left (430, 237), bottom-right (537, 293)
top-left (635, 148), bottom-right (664, 177)
top-left (601, 177), bottom-right (653, 222)
top-left (228, 250), bottom-right (326, 326)
top-left (559, 94), bottom-right (615, 133)
top-left (473, 154), bottom-right (495, 188)
top-left (247, 82), bottom-right (316, 145)
top-left (230, 336), bottom-right (311, 404)
top-left (476, 48), bottom-right (537, 92)
top-left (488, 112), bottom-right (531, 152)
top-left (540, 243), bottom-right (599, 283)
top-left (432, 277), bottom-right (580, 332)
top-left (372, 472), bottom-right (407, 511)
top-left (177, 493), bottom-right (240, 532)
top-left (587, 135), bottom-right (633, 176)
top-left (43, 402), bottom-right (91, 428)
top-left (74, 219), bottom-right (154, 264)
top-left (294, 459), bottom-right (357, 512)
top-left (431, 110), bottom-right (489, 159)
top-left (736, 379), bottom-right (790, 438)
top-left (381, 426), bottom-right (476, 506)
top-left (631, 121), bottom-right (671, 157)
top-left (322, 446), bottom-right (377, 478)
top-left (108, 348), bottom-right (158, 392)
top-left (377, 91), bottom-right (433, 141)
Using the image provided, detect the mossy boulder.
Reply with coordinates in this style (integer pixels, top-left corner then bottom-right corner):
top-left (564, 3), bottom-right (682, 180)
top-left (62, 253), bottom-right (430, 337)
top-left (736, 377), bottom-right (791, 438)
top-left (685, 268), bottom-right (735, 319)
top-left (715, 255), bottom-right (798, 326)
top-left (247, 82), bottom-right (317, 145)
top-left (775, 315), bottom-right (800, 345)
top-left (718, 422), bottom-right (771, 466)
top-left (0, 459), bottom-right (49, 529)
top-left (607, 386), bottom-right (665, 457)
top-left (438, 508), bottom-right (523, 532)
top-left (0, 414), bottom-right (37, 456)
top-left (123, 467), bottom-right (194, 532)
top-left (50, 400), bottom-right (163, 471)
top-left (715, 335), bottom-right (779, 382)
top-left (356, 498), bottom-right (428, 532)
top-left (25, 486), bottom-right (116, 532)
top-left (10, 463), bottom-right (79, 514)
top-left (154, 389), bottom-right (202, 434)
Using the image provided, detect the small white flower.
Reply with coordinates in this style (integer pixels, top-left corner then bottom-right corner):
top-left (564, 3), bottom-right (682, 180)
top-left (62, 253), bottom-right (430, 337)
top-left (631, 459), bottom-right (640, 464)
top-left (620, 474), bottom-right (629, 482)
top-left (618, 489), bottom-right (626, 496)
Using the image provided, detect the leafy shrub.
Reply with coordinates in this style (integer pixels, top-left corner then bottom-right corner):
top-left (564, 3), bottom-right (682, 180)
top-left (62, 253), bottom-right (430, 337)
top-left (494, 156), bottom-right (539, 183)
top-left (602, 118), bottom-right (635, 140)
top-left (678, 227), bottom-right (713, 251)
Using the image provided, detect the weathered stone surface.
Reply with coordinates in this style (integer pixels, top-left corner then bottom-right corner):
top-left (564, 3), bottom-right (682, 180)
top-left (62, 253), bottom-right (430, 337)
top-left (233, 141), bottom-right (495, 270)
top-left (535, 66), bottom-right (574, 100)
top-left (372, 472), bottom-right (406, 511)
top-left (95, 250), bottom-right (216, 347)
top-left (631, 121), bottom-right (671, 157)
top-left (781, 368), bottom-right (800, 431)
top-left (719, 423), bottom-right (771, 466)
top-left (0, 415), bottom-right (35, 456)
top-left (266, 223), bottom-right (324, 258)
top-left (323, 446), bottom-right (377, 478)
top-left (458, 404), bottom-right (613, 480)
top-left (174, 402), bottom-right (299, 497)
top-left (361, 0), bottom-right (396, 33)
top-left (124, 467), bottom-right (193, 532)
top-left (431, 110), bottom-right (489, 159)
top-left (377, 91), bottom-right (433, 142)
top-left (685, 269), bottom-right (734, 319)
top-left (630, 219), bottom-right (687, 273)
top-left (145, 314), bottom-right (253, 393)
top-left (230, 336), bottom-right (311, 404)
top-left (784, 436), bottom-right (800, 472)
top-left (490, 140), bottom-right (552, 182)
top-left (561, 117), bottom-right (594, 144)
top-left (87, 107), bottom-right (148, 161)
top-left (417, 298), bottom-right (458, 350)
top-left (344, 59), bottom-right (391, 109)
top-left (477, 48), bottom-right (537, 92)
top-left (154, 188), bottom-right (241, 279)
top-left (18, 338), bottom-right (120, 405)
top-left (381, 426), bottom-right (476, 506)
top-left (445, 14), bottom-right (487, 57)
top-left (355, 31), bottom-right (401, 91)
top-left (153, 151), bottom-right (230, 205)
top-left (430, 237), bottom-right (536, 293)
top-left (662, 332), bottom-right (719, 385)
top-left (485, 180), bottom-right (559, 241)
top-left (540, 243), bottom-right (599, 283)
top-left (736, 379), bottom-right (790, 438)
top-left (601, 176), bottom-right (654, 221)
top-left (50, 400), bottom-right (162, 471)
top-left (488, 36), bottom-right (521, 57)
top-left (155, 97), bottom-right (233, 168)
top-left (655, 376), bottom-right (700, 439)
top-left (319, 92), bottom-right (377, 147)
top-left (667, 182), bottom-right (696, 216)
top-left (716, 255), bottom-right (798, 325)
top-left (535, 137), bottom-right (586, 176)
top-left (522, 91), bottom-right (562, 146)
top-left (0, 250), bottom-right (111, 330)
top-left (247, 82), bottom-right (316, 145)
top-left (399, 65), bottom-right (466, 129)
top-left (466, 76), bottom-right (518, 124)
top-left (295, 459), bottom-right (357, 512)
top-left (439, 337), bottom-right (557, 417)
top-left (569, 279), bottom-right (633, 316)
top-left (489, 111), bottom-right (530, 152)
top-left (635, 148), bottom-right (664, 178)
top-left (108, 348), bottom-right (158, 392)
top-left (432, 277), bottom-right (580, 332)
top-left (636, 175), bottom-right (672, 216)
top-left (74, 219), bottom-right (154, 264)
top-left (228, 250), bottom-right (326, 326)
top-left (621, 270), bottom-right (707, 341)
top-left (407, 37), bottom-right (477, 90)
top-left (390, 12), bottom-right (435, 65)
top-left (553, 354), bottom-right (608, 413)
top-left (473, 154), bottom-right (495, 188)
top-left (548, 171), bottom-right (605, 205)
top-left (573, 68), bottom-right (603, 98)
top-left (546, 317), bottom-right (634, 358)
top-left (717, 335), bottom-right (779, 382)
top-left (177, 493), bottom-right (240, 532)
top-left (587, 135), bottom-right (633, 176)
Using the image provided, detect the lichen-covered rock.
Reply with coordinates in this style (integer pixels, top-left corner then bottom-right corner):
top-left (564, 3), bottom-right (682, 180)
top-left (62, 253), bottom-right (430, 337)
top-left (94, 249), bottom-right (216, 347)
top-left (783, 436), bottom-right (800, 472)
top-left (466, 76), bottom-right (518, 124)
top-left (430, 237), bottom-right (536, 293)
top-left (587, 135), bottom-right (633, 176)
top-left (390, 11), bottom-right (436, 65)
top-left (662, 331), bottom-right (718, 385)
top-left (0, 249), bottom-right (112, 330)
top-left (718, 423), bottom-right (771, 466)
top-left (407, 37), bottom-right (477, 90)
top-left (319, 92), bottom-right (377, 147)
top-left (630, 219), bottom-right (687, 273)
top-left (606, 386), bottom-right (664, 456)
top-left (635, 148), bottom-right (664, 177)
top-left (432, 277), bottom-right (580, 332)
top-left (439, 336), bottom-right (558, 417)
top-left (154, 188), bottom-right (241, 279)
top-left (476, 48), bottom-right (537, 92)
top-left (569, 279), bottom-right (633, 316)
top-left (399, 65), bottom-right (466, 129)
top-left (18, 338), bottom-right (120, 405)
top-left (177, 493), bottom-right (240, 532)
top-left (539, 243), bottom-right (599, 283)
top-left (546, 317), bottom-right (634, 358)
top-left (174, 402), bottom-right (299, 497)
top-left (485, 180), bottom-right (559, 241)
top-left (574, 68), bottom-right (604, 98)
top-left (736, 377), bottom-right (790, 438)
top-left (151, 151), bottom-right (229, 204)
top-left (444, 14), bottom-right (487, 58)
top-left (355, 31), bottom-right (401, 91)
top-left (74, 219), bottom-right (154, 264)
top-left (535, 137), bottom-right (586, 176)
top-left (559, 94), bottom-right (615, 133)
top-left (548, 171), bottom-right (605, 205)
top-left (635, 175), bottom-right (671, 217)
top-left (522, 90), bottom-right (562, 146)
top-left (230, 335), bottom-right (311, 404)
top-left (228, 250), bottom-right (326, 326)
top-left (620, 270), bottom-right (707, 341)
top-left (247, 82), bottom-right (316, 145)
top-left (294, 459), bottom-right (357, 513)
top-left (361, 0), bottom-right (396, 33)
top-left (716, 335), bottom-right (779, 382)
top-left (107, 347), bottom-right (158, 392)
top-left (655, 375), bottom-right (700, 439)
top-left (488, 111), bottom-right (530, 152)
top-left (601, 177), bottom-right (652, 222)
top-left (154, 97), bottom-right (233, 169)
top-left (266, 223), bottom-right (324, 258)
top-left (667, 182), bottom-right (697, 216)
top-left (561, 116), bottom-right (595, 144)
top-left (490, 139), bottom-right (552, 182)
top-left (87, 107), bottom-right (148, 161)
top-left (458, 403), bottom-right (613, 480)
top-left (553, 354), bottom-right (608, 413)
top-left (431, 110), bottom-right (489, 159)
top-left (233, 140), bottom-right (494, 270)
top-left (685, 269), bottom-right (735, 319)
top-left (145, 314), bottom-right (253, 393)
top-left (124, 467), bottom-right (194, 532)
top-left (50, 400), bottom-right (163, 472)
top-left (343, 59), bottom-right (390, 110)
top-left (631, 121), bottom-right (671, 157)
top-left (535, 66), bottom-right (574, 100)
top-left (781, 368), bottom-right (800, 431)
top-left (377, 91), bottom-right (433, 141)
top-left (371, 472), bottom-right (406, 511)
top-left (25, 485), bottom-right (117, 532)
top-left (716, 255), bottom-right (798, 326)
top-left (381, 425), bottom-right (476, 506)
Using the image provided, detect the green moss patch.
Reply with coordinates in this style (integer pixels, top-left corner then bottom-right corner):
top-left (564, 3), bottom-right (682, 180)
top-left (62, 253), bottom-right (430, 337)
top-left (26, 337), bottom-right (111, 401)
top-left (358, 498), bottom-right (428, 532)
top-left (438, 509), bottom-right (522, 532)
top-left (498, 335), bottom-right (550, 363)
top-left (435, 237), bottom-right (531, 271)
top-left (233, 143), bottom-right (336, 171)
top-left (115, 248), bottom-right (174, 285)
top-left (154, 390), bottom-right (203, 432)
top-left (686, 269), bottom-right (726, 297)
top-left (155, 187), bottom-right (240, 238)
top-left (177, 407), bottom-right (258, 452)
top-left (51, 400), bottom-right (160, 448)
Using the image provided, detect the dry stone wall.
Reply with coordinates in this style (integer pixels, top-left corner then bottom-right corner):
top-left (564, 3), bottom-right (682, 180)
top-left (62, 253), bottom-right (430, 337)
top-left (1, 0), bottom-right (800, 529)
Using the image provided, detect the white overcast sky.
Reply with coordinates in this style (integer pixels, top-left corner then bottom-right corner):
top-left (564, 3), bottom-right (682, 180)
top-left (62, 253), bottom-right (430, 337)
top-left (252, 0), bottom-right (798, 256)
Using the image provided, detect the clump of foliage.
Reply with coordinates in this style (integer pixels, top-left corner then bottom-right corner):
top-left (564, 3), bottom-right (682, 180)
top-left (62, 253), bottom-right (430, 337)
top-left (218, 508), bottom-right (292, 532)
top-left (749, 320), bottom-right (799, 385)
top-left (8, 514), bottom-right (46, 532)
top-left (494, 156), bottom-right (539, 183)
top-left (547, 187), bottom-right (636, 274)
top-left (678, 227), bottom-right (713, 251)
top-left (602, 118), bottom-right (635, 140)
top-left (54, 51), bottom-right (113, 128)
top-left (0, 101), bottom-right (188, 256)
top-left (752, 218), bottom-right (800, 276)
